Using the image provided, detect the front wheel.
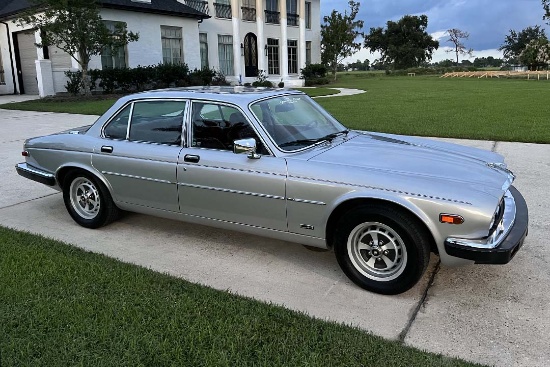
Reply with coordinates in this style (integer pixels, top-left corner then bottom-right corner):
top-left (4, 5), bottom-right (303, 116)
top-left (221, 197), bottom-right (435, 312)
top-left (334, 205), bottom-right (431, 295)
top-left (63, 170), bottom-right (120, 229)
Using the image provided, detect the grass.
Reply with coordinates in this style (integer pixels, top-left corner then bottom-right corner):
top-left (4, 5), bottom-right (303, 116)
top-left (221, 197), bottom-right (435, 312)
top-left (319, 73), bottom-right (550, 143)
top-left (294, 87), bottom-right (340, 97)
top-left (0, 96), bottom-right (117, 115)
top-left (0, 226), bottom-right (481, 367)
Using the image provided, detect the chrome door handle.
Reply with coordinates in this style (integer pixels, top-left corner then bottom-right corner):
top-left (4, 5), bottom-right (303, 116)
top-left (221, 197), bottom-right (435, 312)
top-left (101, 146), bottom-right (113, 153)
top-left (184, 154), bottom-right (200, 163)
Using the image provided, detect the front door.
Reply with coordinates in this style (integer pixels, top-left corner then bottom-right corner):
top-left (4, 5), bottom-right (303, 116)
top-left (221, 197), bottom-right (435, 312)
top-left (177, 100), bottom-right (287, 231)
top-left (244, 33), bottom-right (258, 78)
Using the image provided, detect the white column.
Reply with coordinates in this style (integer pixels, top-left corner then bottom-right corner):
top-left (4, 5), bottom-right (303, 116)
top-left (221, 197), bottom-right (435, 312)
top-left (256, 0), bottom-right (265, 72)
top-left (279, 0), bottom-right (288, 81)
top-left (231, 0), bottom-right (242, 81)
top-left (298, 0), bottom-right (306, 71)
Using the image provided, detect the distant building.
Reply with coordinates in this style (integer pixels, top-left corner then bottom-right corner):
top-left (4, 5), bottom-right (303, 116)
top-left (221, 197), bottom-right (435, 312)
top-left (0, 0), bottom-right (320, 96)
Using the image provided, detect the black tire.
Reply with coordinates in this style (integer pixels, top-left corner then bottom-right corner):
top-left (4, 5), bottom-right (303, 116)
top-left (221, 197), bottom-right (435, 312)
top-left (334, 204), bottom-right (431, 295)
top-left (62, 170), bottom-right (120, 229)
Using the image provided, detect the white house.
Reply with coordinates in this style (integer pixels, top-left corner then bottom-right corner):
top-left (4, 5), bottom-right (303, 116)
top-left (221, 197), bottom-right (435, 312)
top-left (0, 0), bottom-right (320, 97)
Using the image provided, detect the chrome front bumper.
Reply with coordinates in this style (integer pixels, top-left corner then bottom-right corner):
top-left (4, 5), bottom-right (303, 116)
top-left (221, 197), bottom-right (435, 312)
top-left (15, 162), bottom-right (56, 186)
top-left (444, 186), bottom-right (528, 264)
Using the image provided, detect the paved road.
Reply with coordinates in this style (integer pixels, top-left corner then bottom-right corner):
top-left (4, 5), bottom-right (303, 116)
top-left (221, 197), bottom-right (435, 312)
top-left (1, 108), bottom-right (548, 366)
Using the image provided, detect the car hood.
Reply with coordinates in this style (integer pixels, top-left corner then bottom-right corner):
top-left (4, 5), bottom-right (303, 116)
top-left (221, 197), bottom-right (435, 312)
top-left (307, 132), bottom-right (514, 195)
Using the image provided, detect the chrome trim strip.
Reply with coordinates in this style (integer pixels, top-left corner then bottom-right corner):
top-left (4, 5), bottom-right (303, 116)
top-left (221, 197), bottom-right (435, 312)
top-left (177, 182), bottom-right (285, 200)
top-left (289, 174), bottom-right (472, 205)
top-left (287, 197), bottom-right (326, 206)
top-left (102, 171), bottom-right (173, 184)
top-left (17, 163), bottom-right (54, 179)
top-left (181, 162), bottom-right (286, 177)
top-left (446, 190), bottom-right (516, 250)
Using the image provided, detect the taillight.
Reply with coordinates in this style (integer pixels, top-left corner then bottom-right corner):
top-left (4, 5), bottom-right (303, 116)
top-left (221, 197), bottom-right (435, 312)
top-left (22, 151), bottom-right (29, 157)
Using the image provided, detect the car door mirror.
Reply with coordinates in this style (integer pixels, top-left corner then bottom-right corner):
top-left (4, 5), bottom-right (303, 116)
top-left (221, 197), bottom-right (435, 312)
top-left (233, 138), bottom-right (261, 159)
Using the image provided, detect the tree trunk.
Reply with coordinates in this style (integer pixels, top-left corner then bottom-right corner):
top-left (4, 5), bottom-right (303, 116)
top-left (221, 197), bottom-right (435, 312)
top-left (81, 65), bottom-right (91, 96)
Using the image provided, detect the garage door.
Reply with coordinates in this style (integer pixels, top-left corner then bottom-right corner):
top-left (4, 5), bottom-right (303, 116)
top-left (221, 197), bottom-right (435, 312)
top-left (17, 31), bottom-right (39, 95)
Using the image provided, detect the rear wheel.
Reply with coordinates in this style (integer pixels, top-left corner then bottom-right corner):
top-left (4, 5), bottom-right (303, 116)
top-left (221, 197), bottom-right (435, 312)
top-left (334, 204), bottom-right (431, 295)
top-left (63, 170), bottom-right (120, 228)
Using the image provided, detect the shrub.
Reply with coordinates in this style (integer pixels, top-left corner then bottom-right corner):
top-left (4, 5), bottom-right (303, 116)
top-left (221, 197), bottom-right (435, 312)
top-left (64, 70), bottom-right (83, 95)
top-left (301, 63), bottom-right (328, 79)
top-left (304, 77), bottom-right (330, 86)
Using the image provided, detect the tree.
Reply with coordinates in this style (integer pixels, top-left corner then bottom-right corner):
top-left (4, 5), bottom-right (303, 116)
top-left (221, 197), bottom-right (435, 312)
top-left (18, 0), bottom-right (139, 95)
top-left (364, 15), bottom-right (439, 69)
top-left (321, 1), bottom-right (364, 80)
top-left (519, 38), bottom-right (550, 70)
top-left (499, 26), bottom-right (546, 65)
top-left (445, 28), bottom-right (473, 65)
top-left (544, 0), bottom-right (550, 24)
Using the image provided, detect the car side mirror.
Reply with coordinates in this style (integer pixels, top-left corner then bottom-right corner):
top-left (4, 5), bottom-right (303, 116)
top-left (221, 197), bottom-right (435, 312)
top-left (233, 138), bottom-right (261, 159)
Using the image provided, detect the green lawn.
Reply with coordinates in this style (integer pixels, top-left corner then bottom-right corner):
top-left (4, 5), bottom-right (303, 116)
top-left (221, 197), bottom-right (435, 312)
top-left (294, 87), bottom-right (340, 97)
top-left (0, 97), bottom-right (117, 115)
top-left (0, 226), bottom-right (480, 366)
top-left (319, 74), bottom-right (550, 143)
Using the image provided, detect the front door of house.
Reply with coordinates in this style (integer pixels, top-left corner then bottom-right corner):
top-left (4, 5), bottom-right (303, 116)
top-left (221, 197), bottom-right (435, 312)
top-left (244, 33), bottom-right (258, 77)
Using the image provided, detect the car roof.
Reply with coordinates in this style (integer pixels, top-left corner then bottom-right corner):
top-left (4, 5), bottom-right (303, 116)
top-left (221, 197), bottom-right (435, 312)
top-left (120, 86), bottom-right (305, 105)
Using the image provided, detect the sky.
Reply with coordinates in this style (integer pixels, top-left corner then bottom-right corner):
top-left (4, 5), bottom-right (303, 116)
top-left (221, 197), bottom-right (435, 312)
top-left (320, 0), bottom-right (550, 63)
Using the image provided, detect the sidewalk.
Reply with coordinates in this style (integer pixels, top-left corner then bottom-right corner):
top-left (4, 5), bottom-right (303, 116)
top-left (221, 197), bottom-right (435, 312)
top-left (0, 94), bottom-right (40, 104)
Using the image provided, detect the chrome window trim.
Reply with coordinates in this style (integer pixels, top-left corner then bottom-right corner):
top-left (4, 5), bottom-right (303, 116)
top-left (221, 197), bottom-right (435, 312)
top-left (101, 98), bottom-right (188, 147)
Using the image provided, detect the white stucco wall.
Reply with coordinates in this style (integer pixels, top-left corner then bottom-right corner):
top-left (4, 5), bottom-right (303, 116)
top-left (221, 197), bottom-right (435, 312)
top-left (90, 9), bottom-right (202, 70)
top-left (196, 0), bottom-right (321, 85)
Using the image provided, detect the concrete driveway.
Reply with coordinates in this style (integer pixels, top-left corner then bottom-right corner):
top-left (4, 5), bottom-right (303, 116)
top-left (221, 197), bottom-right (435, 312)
top-left (1, 108), bottom-right (548, 366)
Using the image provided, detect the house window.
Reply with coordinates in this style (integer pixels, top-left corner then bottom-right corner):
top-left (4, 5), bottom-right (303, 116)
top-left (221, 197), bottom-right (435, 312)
top-left (218, 35), bottom-right (234, 76)
top-left (287, 40), bottom-right (298, 74)
top-left (214, 0), bottom-right (232, 19)
top-left (265, 0), bottom-right (279, 24)
top-left (305, 2), bottom-right (311, 29)
top-left (101, 21), bottom-right (128, 69)
top-left (242, 0), bottom-right (256, 21)
top-left (306, 41), bottom-right (311, 65)
top-left (161, 26), bottom-right (183, 64)
top-left (267, 38), bottom-right (280, 75)
top-left (287, 0), bottom-right (298, 26)
top-left (200, 33), bottom-right (209, 69)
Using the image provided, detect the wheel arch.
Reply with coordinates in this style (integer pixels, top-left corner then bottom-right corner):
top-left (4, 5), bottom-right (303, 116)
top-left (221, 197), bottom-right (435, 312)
top-left (325, 197), bottom-right (438, 254)
top-left (56, 164), bottom-right (113, 194)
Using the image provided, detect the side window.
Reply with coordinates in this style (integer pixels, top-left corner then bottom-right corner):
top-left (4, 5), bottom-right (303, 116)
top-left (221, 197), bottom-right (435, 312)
top-left (129, 101), bottom-right (186, 145)
top-left (191, 102), bottom-right (267, 154)
top-left (104, 104), bottom-right (131, 139)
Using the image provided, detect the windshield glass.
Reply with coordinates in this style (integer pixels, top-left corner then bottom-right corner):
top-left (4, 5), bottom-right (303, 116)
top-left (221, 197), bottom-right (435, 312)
top-left (250, 94), bottom-right (347, 151)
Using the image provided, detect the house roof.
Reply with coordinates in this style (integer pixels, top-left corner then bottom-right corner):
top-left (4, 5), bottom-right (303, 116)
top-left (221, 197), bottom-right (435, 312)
top-left (0, 0), bottom-right (209, 21)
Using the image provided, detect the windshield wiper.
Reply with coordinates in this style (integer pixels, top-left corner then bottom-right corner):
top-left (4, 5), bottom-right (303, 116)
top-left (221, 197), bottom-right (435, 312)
top-left (279, 130), bottom-right (350, 148)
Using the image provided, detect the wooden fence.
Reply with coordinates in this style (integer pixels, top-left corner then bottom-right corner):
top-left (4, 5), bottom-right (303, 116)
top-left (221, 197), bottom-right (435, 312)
top-left (441, 71), bottom-right (550, 80)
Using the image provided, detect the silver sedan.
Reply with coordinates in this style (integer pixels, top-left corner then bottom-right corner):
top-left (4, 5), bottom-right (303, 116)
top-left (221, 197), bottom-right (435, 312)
top-left (16, 87), bottom-right (528, 294)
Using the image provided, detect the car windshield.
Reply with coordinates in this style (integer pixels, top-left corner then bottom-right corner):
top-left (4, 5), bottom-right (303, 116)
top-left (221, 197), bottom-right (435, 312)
top-left (250, 94), bottom-right (348, 151)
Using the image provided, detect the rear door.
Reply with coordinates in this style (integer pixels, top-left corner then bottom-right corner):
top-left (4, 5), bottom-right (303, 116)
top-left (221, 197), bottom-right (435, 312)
top-left (92, 99), bottom-right (186, 212)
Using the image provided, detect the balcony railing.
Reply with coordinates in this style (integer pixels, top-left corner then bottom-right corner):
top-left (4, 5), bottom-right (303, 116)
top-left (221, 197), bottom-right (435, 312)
top-left (241, 6), bottom-right (256, 21)
top-left (214, 2), bottom-right (232, 18)
top-left (287, 12), bottom-right (298, 26)
top-left (184, 0), bottom-right (209, 14)
top-left (265, 10), bottom-right (280, 24)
